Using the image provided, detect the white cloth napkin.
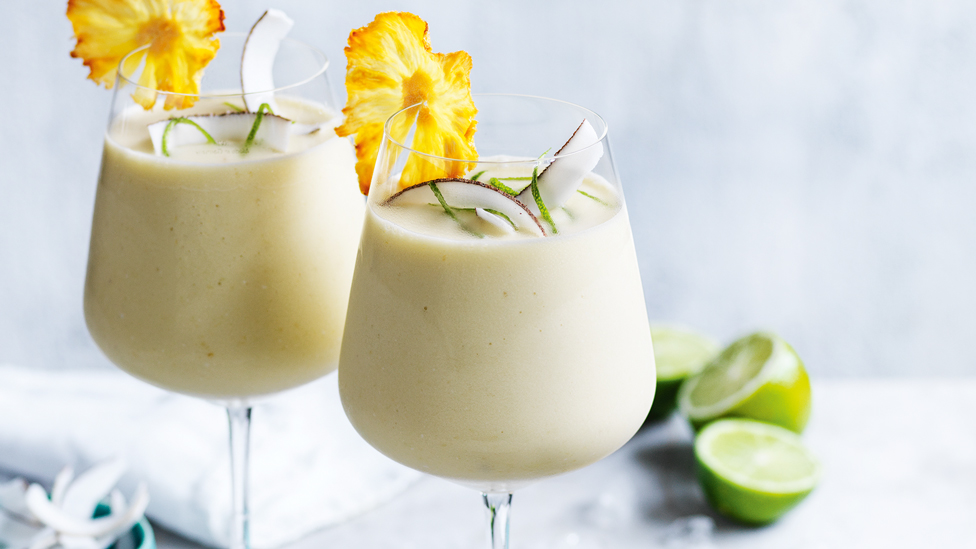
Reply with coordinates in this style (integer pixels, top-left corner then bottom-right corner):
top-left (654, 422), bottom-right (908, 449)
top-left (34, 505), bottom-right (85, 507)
top-left (0, 364), bottom-right (420, 548)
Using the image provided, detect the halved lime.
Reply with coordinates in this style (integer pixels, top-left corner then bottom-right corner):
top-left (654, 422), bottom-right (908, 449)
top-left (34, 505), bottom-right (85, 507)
top-left (644, 325), bottom-right (719, 422)
top-left (677, 332), bottom-right (811, 433)
top-left (695, 418), bottom-right (820, 524)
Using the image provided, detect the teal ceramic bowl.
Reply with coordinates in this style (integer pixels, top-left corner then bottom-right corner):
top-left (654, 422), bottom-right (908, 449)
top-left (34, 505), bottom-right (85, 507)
top-left (93, 503), bottom-right (155, 549)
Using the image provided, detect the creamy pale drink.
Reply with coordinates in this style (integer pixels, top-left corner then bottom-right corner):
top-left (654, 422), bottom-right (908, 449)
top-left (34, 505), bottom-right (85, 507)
top-left (340, 168), bottom-right (655, 485)
top-left (85, 97), bottom-right (363, 399)
top-left (324, 11), bottom-right (656, 547)
top-left (72, 5), bottom-right (370, 547)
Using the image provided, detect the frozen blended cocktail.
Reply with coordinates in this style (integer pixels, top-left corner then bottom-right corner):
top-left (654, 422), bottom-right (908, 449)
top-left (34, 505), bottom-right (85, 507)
top-left (70, 5), bottom-right (362, 548)
top-left (330, 12), bottom-right (655, 549)
top-left (86, 93), bottom-right (363, 399)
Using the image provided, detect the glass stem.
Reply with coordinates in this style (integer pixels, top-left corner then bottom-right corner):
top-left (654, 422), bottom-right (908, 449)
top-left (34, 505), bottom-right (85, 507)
top-left (227, 405), bottom-right (252, 549)
top-left (483, 492), bottom-right (513, 549)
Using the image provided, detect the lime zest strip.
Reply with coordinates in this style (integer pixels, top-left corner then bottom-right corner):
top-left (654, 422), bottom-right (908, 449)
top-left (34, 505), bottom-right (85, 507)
top-left (223, 101), bottom-right (245, 112)
top-left (428, 182), bottom-right (459, 222)
top-left (161, 117), bottom-right (217, 157)
top-left (446, 206), bottom-right (519, 231)
top-left (529, 166), bottom-right (557, 234)
top-left (429, 182), bottom-right (484, 238)
top-left (482, 208), bottom-right (517, 230)
top-left (242, 103), bottom-right (274, 154)
top-left (487, 177), bottom-right (518, 196)
top-left (577, 189), bottom-right (609, 206)
top-left (470, 170), bottom-right (486, 181)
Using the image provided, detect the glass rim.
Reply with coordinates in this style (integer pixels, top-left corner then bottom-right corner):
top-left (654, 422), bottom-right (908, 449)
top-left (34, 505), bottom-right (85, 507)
top-left (383, 93), bottom-right (610, 165)
top-left (116, 31), bottom-right (330, 99)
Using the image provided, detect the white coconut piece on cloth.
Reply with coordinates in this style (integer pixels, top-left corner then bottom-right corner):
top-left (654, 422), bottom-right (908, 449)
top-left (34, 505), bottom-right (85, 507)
top-left (0, 459), bottom-right (149, 549)
top-left (58, 458), bottom-right (127, 519)
top-left (25, 479), bottom-right (148, 538)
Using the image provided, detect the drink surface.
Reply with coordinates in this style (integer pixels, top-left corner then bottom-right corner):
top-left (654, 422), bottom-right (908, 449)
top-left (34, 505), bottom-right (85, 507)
top-left (339, 176), bottom-right (656, 487)
top-left (382, 168), bottom-right (619, 240)
top-left (84, 97), bottom-right (365, 399)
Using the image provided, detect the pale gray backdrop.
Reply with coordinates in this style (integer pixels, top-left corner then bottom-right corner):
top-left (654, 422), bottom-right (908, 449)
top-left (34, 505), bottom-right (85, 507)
top-left (1, 0), bottom-right (973, 377)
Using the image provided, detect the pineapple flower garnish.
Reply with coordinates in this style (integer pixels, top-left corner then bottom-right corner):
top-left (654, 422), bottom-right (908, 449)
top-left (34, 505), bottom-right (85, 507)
top-left (67, 0), bottom-right (225, 110)
top-left (335, 12), bottom-right (478, 195)
top-left (0, 458), bottom-right (149, 549)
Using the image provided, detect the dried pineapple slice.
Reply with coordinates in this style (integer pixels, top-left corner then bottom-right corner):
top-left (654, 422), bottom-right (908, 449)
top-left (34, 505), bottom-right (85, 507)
top-left (67, 0), bottom-right (225, 110)
top-left (336, 12), bottom-right (478, 195)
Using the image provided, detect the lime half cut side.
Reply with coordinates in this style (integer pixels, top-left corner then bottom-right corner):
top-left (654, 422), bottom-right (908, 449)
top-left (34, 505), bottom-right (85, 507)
top-left (695, 418), bottom-right (820, 524)
top-left (678, 332), bottom-right (811, 433)
top-left (644, 325), bottom-right (719, 422)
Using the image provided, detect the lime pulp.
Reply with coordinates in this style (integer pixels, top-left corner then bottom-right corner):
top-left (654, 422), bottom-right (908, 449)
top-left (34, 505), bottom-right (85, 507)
top-left (678, 332), bottom-right (811, 433)
top-left (695, 418), bottom-right (820, 524)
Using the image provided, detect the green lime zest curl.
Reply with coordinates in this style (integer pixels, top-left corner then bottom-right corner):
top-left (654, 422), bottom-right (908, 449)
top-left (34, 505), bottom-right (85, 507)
top-left (482, 208), bottom-right (517, 230)
top-left (577, 189), bottom-right (610, 206)
top-left (444, 206), bottom-right (518, 231)
top-left (242, 103), bottom-right (274, 154)
top-left (428, 182), bottom-right (484, 238)
top-left (428, 182), bottom-right (459, 222)
top-left (529, 166), bottom-right (557, 234)
top-left (488, 177), bottom-right (518, 196)
top-left (161, 118), bottom-right (217, 157)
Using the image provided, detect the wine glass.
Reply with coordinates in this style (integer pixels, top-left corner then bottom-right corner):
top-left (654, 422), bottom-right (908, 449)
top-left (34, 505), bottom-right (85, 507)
top-left (338, 94), bottom-right (656, 548)
top-left (83, 34), bottom-right (364, 549)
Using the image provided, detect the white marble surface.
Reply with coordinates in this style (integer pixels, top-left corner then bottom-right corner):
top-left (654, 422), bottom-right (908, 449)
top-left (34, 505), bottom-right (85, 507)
top-left (142, 378), bottom-right (975, 549)
top-left (2, 1), bottom-right (976, 378)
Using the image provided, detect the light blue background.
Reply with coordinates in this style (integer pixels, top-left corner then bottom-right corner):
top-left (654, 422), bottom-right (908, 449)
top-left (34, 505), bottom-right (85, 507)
top-left (1, 1), bottom-right (973, 377)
